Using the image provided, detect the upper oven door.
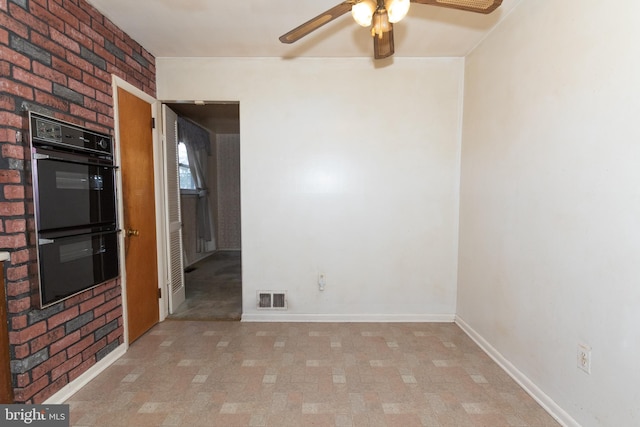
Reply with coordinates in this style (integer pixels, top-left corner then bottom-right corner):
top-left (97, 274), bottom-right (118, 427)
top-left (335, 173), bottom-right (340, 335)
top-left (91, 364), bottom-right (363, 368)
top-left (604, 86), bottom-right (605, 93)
top-left (33, 148), bottom-right (117, 232)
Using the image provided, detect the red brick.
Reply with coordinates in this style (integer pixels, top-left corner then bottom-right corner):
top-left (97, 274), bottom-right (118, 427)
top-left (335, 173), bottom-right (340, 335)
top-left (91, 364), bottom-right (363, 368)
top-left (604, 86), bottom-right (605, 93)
top-left (5, 220), bottom-right (26, 234)
top-left (81, 337), bottom-right (105, 360)
top-left (28, 1), bottom-right (64, 32)
top-left (31, 351), bottom-right (66, 381)
top-left (66, 51), bottom-right (93, 74)
top-left (97, 113), bottom-right (113, 129)
top-left (51, 353), bottom-right (82, 380)
top-left (49, 0), bottom-right (80, 29)
top-left (14, 343), bottom-right (30, 358)
top-left (0, 10), bottom-right (29, 39)
top-left (70, 103), bottom-right (96, 122)
top-left (34, 90), bottom-right (69, 111)
top-left (33, 61), bottom-right (68, 85)
top-left (0, 93), bottom-right (15, 110)
top-left (105, 305), bottom-right (122, 323)
top-left (6, 279), bottom-right (30, 297)
top-left (0, 202), bottom-right (25, 217)
top-left (80, 18), bottom-right (110, 43)
top-left (15, 373), bottom-right (30, 388)
top-left (66, 334), bottom-right (94, 357)
top-left (93, 43), bottom-right (115, 65)
top-left (6, 264), bottom-right (28, 281)
top-left (64, 24), bottom-right (92, 50)
top-left (29, 31), bottom-right (66, 63)
top-left (124, 55), bottom-right (143, 73)
top-left (0, 170), bottom-right (21, 183)
top-left (83, 97), bottom-right (110, 116)
top-left (47, 306), bottom-right (79, 329)
top-left (93, 66), bottom-right (111, 84)
top-left (106, 326), bottom-right (123, 344)
top-left (68, 77), bottom-right (94, 97)
top-left (113, 36), bottom-right (132, 57)
top-left (51, 26), bottom-right (81, 53)
top-left (7, 296), bottom-right (31, 314)
top-left (82, 72), bottom-right (109, 93)
top-left (0, 78), bottom-right (33, 99)
top-left (52, 56), bottom-right (82, 80)
top-left (11, 315), bottom-right (27, 330)
top-left (0, 234), bottom-right (27, 249)
top-left (49, 330), bottom-right (80, 356)
top-left (93, 297), bottom-right (119, 318)
top-left (13, 375), bottom-right (49, 403)
top-left (104, 18), bottom-right (124, 41)
top-left (9, 2), bottom-right (49, 35)
top-left (30, 326), bottom-right (65, 353)
top-left (79, 316), bottom-right (104, 337)
top-left (1, 143), bottom-right (24, 161)
top-left (4, 184), bottom-right (25, 199)
top-left (32, 375), bottom-right (68, 404)
top-left (9, 320), bottom-right (46, 344)
top-left (68, 356), bottom-right (95, 382)
top-left (10, 249), bottom-right (32, 265)
top-left (79, 294), bottom-right (105, 314)
top-left (63, 289), bottom-right (92, 308)
top-left (0, 0), bottom-right (6, 12)
top-left (0, 111), bottom-right (23, 128)
top-left (93, 281), bottom-right (118, 297)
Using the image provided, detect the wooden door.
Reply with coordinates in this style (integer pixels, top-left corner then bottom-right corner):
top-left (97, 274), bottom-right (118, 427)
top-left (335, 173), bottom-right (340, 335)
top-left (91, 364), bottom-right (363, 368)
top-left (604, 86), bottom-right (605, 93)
top-left (117, 87), bottom-right (159, 343)
top-left (1, 264), bottom-right (14, 403)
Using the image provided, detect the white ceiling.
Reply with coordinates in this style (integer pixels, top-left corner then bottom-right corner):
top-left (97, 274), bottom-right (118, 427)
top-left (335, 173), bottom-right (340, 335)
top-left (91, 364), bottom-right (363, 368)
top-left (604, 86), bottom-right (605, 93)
top-left (86, 0), bottom-right (521, 59)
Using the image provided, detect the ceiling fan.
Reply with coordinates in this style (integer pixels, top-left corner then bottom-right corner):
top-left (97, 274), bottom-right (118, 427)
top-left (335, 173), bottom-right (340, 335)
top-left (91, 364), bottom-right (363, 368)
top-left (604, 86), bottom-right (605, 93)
top-left (280, 0), bottom-right (503, 59)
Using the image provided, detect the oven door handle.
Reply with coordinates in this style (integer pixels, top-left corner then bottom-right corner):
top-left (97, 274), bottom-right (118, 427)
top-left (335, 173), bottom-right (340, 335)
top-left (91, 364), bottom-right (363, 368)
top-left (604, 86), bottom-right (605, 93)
top-left (33, 153), bottom-right (116, 168)
top-left (38, 229), bottom-right (121, 246)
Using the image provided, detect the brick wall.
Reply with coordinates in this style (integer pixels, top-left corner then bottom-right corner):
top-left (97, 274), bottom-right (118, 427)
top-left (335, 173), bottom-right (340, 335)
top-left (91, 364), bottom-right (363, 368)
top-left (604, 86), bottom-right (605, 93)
top-left (0, 0), bottom-right (155, 403)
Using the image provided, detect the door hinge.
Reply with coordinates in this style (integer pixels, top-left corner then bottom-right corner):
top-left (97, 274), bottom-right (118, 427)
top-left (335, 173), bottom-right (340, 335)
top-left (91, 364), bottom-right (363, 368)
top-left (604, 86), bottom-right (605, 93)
top-left (158, 288), bottom-right (162, 299)
top-left (151, 117), bottom-right (156, 129)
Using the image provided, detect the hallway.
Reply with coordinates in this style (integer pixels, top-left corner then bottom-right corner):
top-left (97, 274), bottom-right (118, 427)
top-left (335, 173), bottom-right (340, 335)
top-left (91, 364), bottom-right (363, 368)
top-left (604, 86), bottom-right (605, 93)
top-left (169, 251), bottom-right (242, 321)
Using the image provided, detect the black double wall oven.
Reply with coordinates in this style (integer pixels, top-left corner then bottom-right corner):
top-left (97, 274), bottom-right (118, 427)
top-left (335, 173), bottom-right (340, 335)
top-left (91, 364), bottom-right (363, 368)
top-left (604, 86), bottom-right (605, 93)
top-left (29, 112), bottom-right (119, 308)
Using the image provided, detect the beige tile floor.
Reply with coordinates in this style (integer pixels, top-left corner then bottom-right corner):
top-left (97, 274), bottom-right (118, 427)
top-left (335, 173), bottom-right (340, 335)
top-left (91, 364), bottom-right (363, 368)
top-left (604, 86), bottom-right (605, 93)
top-left (66, 321), bottom-right (560, 427)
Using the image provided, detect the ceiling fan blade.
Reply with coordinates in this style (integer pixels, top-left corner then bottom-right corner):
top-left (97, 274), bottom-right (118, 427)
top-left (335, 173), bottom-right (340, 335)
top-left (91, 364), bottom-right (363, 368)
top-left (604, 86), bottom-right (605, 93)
top-left (410, 0), bottom-right (503, 14)
top-left (279, 2), bottom-right (354, 44)
top-left (373, 25), bottom-right (395, 59)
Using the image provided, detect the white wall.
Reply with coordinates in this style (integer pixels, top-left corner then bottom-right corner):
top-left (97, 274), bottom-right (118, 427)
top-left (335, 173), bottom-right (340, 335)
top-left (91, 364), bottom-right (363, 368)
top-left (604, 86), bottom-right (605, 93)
top-left (157, 57), bottom-right (463, 320)
top-left (458, 1), bottom-right (640, 426)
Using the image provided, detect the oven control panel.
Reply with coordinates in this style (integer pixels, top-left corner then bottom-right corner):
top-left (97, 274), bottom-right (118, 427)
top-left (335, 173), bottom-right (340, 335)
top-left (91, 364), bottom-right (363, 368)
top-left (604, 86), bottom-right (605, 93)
top-left (29, 112), bottom-right (113, 157)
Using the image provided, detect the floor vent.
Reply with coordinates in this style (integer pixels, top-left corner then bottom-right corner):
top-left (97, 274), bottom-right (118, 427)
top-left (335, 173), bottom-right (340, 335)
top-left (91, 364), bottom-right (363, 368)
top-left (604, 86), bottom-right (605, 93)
top-left (257, 291), bottom-right (288, 310)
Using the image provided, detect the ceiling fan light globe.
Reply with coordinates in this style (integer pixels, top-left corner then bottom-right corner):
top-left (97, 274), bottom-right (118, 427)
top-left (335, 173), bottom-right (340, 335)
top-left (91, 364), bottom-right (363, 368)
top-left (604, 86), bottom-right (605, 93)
top-left (351, 0), bottom-right (376, 27)
top-left (385, 0), bottom-right (410, 23)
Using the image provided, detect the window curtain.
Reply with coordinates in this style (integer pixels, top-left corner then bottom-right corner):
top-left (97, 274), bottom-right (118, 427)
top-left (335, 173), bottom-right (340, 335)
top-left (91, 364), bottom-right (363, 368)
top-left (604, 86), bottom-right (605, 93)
top-left (178, 117), bottom-right (216, 253)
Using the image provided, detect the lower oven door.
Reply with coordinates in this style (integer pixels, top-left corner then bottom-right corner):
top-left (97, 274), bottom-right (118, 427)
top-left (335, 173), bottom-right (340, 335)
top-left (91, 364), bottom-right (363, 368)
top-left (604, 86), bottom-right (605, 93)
top-left (37, 230), bottom-right (119, 307)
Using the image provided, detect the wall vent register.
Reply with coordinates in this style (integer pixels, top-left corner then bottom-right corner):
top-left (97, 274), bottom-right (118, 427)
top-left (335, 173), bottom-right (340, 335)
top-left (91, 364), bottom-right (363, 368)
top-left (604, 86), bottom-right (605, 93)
top-left (257, 291), bottom-right (288, 310)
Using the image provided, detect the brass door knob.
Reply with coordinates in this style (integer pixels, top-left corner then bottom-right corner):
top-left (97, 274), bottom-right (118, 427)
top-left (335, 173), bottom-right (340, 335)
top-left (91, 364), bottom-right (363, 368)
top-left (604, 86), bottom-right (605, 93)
top-left (126, 229), bottom-right (140, 237)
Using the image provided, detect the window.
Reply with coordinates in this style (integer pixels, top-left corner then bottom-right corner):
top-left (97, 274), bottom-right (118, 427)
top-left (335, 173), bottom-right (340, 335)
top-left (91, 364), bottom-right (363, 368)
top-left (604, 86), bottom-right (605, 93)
top-left (178, 142), bottom-right (196, 191)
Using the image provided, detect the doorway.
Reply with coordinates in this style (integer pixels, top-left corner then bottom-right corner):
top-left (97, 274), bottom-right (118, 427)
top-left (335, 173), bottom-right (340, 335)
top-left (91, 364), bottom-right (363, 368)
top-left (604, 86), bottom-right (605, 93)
top-left (164, 102), bottom-right (242, 321)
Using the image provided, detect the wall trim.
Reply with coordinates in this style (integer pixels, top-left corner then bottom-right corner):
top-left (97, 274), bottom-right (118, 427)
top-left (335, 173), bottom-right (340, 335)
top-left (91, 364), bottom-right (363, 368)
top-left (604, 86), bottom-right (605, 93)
top-left (455, 316), bottom-right (580, 427)
top-left (242, 313), bottom-right (456, 323)
top-left (43, 344), bottom-right (127, 404)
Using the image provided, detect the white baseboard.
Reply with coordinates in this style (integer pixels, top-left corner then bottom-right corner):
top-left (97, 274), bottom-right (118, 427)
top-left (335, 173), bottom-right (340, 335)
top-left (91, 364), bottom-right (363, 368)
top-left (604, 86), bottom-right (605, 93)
top-left (455, 316), bottom-right (580, 427)
top-left (43, 344), bottom-right (127, 404)
top-left (242, 313), bottom-right (455, 323)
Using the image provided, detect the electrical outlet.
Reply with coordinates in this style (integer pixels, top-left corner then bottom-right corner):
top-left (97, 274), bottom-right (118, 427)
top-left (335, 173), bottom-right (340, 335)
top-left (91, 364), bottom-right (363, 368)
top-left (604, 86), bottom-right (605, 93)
top-left (577, 343), bottom-right (591, 374)
top-left (318, 273), bottom-right (326, 291)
